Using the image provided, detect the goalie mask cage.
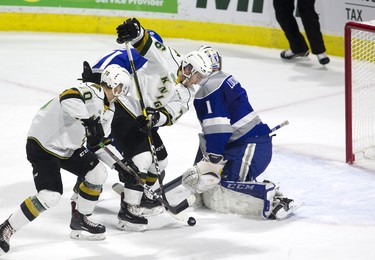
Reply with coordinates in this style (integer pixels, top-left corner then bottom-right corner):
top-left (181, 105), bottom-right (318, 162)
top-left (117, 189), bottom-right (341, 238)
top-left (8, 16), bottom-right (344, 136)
top-left (345, 21), bottom-right (375, 164)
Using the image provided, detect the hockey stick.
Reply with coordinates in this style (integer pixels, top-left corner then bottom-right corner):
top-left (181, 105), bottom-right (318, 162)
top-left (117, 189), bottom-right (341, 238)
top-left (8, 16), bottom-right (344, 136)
top-left (154, 175), bottom-right (183, 194)
top-left (111, 182), bottom-right (196, 225)
top-left (270, 120), bottom-right (289, 133)
top-left (124, 41), bottom-right (168, 201)
top-left (102, 146), bottom-right (195, 222)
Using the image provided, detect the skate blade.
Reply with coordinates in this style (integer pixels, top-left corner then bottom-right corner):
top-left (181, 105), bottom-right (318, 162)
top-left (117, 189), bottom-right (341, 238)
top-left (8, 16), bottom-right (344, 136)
top-left (0, 248), bottom-right (7, 256)
top-left (70, 230), bottom-right (106, 240)
top-left (275, 202), bottom-right (303, 220)
top-left (116, 220), bottom-right (147, 232)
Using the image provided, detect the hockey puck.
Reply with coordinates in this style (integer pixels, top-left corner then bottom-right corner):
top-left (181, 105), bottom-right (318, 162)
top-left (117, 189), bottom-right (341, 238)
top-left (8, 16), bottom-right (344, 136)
top-left (187, 217), bottom-right (196, 226)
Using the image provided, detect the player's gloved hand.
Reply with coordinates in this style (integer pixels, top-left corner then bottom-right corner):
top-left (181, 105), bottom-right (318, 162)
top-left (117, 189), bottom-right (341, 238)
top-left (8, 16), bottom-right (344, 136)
top-left (116, 18), bottom-right (141, 44)
top-left (80, 61), bottom-right (101, 84)
top-left (81, 117), bottom-right (105, 150)
top-left (135, 107), bottom-right (161, 133)
top-left (113, 159), bottom-right (139, 185)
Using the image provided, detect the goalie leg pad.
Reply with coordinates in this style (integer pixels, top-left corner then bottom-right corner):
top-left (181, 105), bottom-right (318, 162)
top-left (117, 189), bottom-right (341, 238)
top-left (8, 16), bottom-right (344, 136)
top-left (203, 181), bottom-right (276, 218)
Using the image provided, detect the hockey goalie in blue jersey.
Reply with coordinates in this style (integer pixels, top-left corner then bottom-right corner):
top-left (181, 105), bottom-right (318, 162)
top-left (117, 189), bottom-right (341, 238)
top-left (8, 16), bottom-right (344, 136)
top-left (181, 45), bottom-right (301, 220)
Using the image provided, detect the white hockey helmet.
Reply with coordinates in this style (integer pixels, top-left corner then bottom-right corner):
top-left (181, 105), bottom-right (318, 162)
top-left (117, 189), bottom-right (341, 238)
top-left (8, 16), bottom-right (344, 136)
top-left (101, 64), bottom-right (132, 97)
top-left (198, 45), bottom-right (221, 70)
top-left (181, 51), bottom-right (212, 81)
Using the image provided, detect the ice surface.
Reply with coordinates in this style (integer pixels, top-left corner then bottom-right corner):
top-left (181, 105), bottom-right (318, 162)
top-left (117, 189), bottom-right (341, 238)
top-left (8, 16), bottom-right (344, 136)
top-left (0, 32), bottom-right (374, 260)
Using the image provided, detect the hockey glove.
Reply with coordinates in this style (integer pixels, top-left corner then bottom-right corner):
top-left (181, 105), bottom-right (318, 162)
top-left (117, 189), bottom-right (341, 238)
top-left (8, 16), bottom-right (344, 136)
top-left (136, 107), bottom-right (161, 133)
top-left (116, 18), bottom-right (141, 44)
top-left (182, 153), bottom-right (226, 194)
top-left (80, 61), bottom-right (101, 84)
top-left (113, 159), bottom-right (139, 185)
top-left (81, 117), bottom-right (105, 150)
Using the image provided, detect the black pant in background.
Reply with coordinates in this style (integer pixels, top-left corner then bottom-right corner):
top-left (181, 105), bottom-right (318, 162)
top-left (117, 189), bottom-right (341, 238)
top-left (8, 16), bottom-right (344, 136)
top-left (273, 0), bottom-right (326, 55)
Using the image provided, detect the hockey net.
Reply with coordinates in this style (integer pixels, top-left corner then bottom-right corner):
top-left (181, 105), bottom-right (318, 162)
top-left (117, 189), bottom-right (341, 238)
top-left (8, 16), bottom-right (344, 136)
top-left (345, 21), bottom-right (375, 165)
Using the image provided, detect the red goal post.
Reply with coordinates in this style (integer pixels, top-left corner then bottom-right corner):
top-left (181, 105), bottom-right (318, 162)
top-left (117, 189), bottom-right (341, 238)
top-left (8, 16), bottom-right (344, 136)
top-left (345, 21), bottom-right (375, 164)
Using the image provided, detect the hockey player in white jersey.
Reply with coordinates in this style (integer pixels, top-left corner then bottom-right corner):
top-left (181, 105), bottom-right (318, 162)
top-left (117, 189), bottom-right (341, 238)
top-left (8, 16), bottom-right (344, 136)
top-left (0, 65), bottom-right (138, 255)
top-left (180, 46), bottom-right (300, 220)
top-left (109, 18), bottom-right (212, 231)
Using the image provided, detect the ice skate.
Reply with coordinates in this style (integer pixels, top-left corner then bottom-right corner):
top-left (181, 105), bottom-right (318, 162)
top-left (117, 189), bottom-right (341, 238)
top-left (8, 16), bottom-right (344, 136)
top-left (117, 200), bottom-right (148, 232)
top-left (70, 202), bottom-right (106, 240)
top-left (317, 52), bottom-right (330, 65)
top-left (138, 192), bottom-right (164, 216)
top-left (112, 182), bottom-right (164, 217)
top-left (268, 197), bottom-right (302, 220)
top-left (280, 49), bottom-right (309, 60)
top-left (0, 219), bottom-right (14, 255)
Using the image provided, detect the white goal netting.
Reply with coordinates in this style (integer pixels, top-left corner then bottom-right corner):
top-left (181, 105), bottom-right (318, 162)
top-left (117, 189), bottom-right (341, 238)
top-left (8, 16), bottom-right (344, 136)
top-left (347, 20), bottom-right (375, 163)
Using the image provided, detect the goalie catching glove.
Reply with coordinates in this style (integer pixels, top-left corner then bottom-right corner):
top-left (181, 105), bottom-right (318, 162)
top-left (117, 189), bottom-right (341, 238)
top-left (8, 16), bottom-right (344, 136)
top-left (182, 153), bottom-right (226, 194)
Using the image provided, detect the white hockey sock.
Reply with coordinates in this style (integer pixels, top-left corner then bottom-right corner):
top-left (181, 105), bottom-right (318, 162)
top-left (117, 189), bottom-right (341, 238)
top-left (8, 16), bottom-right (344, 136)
top-left (8, 209), bottom-right (31, 231)
top-left (124, 187), bottom-right (143, 206)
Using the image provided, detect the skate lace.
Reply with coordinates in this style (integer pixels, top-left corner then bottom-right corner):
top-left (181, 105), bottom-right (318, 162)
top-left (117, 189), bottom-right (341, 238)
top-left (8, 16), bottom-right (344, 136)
top-left (1, 222), bottom-right (14, 242)
top-left (127, 204), bottom-right (143, 216)
top-left (83, 216), bottom-right (99, 228)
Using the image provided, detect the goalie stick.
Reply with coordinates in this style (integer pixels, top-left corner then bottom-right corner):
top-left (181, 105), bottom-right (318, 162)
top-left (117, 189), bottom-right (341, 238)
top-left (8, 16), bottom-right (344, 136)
top-left (270, 120), bottom-right (289, 133)
top-left (102, 146), bottom-right (195, 217)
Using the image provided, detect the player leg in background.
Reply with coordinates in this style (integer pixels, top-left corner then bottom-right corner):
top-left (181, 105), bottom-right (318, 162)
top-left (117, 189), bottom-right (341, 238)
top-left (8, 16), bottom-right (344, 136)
top-left (117, 151), bottom-right (149, 231)
top-left (273, 0), bottom-right (309, 59)
top-left (63, 147), bottom-right (107, 240)
top-left (143, 130), bottom-right (167, 213)
top-left (116, 132), bottom-right (168, 231)
top-left (111, 109), bottom-right (166, 230)
top-left (110, 118), bottom-right (151, 231)
top-left (297, 0), bottom-right (330, 64)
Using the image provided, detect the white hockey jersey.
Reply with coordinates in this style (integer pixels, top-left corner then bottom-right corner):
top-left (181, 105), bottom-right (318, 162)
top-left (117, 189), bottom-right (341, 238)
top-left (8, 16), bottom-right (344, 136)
top-left (27, 83), bottom-right (115, 159)
top-left (117, 31), bottom-right (195, 123)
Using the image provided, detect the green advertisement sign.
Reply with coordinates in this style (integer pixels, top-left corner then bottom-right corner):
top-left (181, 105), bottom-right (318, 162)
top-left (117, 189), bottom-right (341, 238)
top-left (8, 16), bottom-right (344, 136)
top-left (1, 0), bottom-right (177, 14)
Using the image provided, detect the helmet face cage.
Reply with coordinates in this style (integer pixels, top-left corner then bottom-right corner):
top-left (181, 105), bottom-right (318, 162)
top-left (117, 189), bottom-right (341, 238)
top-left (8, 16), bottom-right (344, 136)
top-left (181, 51), bottom-right (212, 80)
top-left (198, 45), bottom-right (221, 70)
top-left (101, 65), bottom-right (131, 97)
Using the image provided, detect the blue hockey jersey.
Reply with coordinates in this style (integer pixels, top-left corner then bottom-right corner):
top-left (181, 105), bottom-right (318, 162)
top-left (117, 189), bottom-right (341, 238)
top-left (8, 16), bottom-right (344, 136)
top-left (92, 48), bottom-right (147, 74)
top-left (194, 70), bottom-right (271, 155)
